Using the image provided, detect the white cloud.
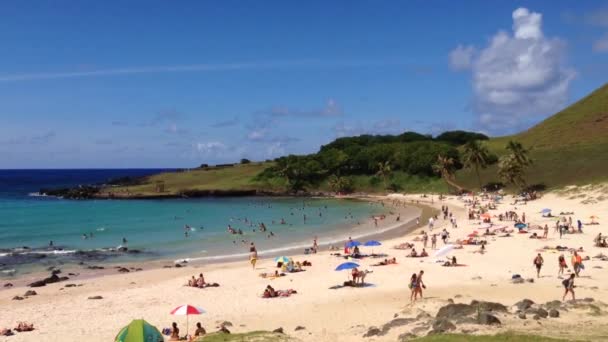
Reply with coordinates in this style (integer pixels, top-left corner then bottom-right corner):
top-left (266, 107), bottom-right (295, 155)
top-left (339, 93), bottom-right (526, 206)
top-left (449, 45), bottom-right (476, 71)
top-left (247, 129), bottom-right (267, 141)
top-left (194, 141), bottom-right (226, 154)
top-left (451, 7), bottom-right (576, 132)
top-left (593, 33), bottom-right (608, 52)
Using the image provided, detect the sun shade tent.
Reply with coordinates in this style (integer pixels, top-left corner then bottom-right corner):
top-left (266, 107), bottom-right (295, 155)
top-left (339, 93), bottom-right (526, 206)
top-left (115, 319), bottom-right (163, 342)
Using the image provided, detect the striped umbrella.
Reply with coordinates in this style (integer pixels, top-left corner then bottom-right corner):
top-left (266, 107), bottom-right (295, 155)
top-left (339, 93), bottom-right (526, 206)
top-left (170, 305), bottom-right (205, 337)
top-left (115, 319), bottom-right (163, 342)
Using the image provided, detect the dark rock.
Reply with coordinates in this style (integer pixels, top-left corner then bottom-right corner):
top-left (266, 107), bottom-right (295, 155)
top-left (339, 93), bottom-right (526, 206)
top-left (51, 269), bottom-right (61, 275)
top-left (435, 303), bottom-right (475, 319)
top-left (477, 313), bottom-right (501, 325)
top-left (68, 273), bottom-right (77, 276)
top-left (174, 263), bottom-right (183, 268)
top-left (447, 298), bottom-right (454, 304)
top-left (363, 327), bottom-right (381, 337)
top-left (549, 309), bottom-right (560, 318)
top-left (512, 278), bottom-right (525, 284)
top-left (118, 267), bottom-right (130, 273)
top-left (28, 273), bottom-right (68, 287)
top-left (398, 332), bottom-right (417, 341)
top-left (3, 283), bottom-right (13, 288)
top-left (526, 278), bottom-right (535, 283)
top-left (583, 298), bottom-right (595, 303)
top-left (514, 299), bottom-right (535, 311)
top-left (135, 268), bottom-right (143, 271)
top-left (65, 284), bottom-right (78, 288)
top-left (12, 296), bottom-right (24, 300)
top-left (518, 313), bottom-right (526, 319)
top-left (380, 318), bottom-right (416, 335)
top-left (24, 290), bottom-right (37, 296)
top-left (533, 314), bottom-right (541, 320)
top-left (416, 312), bottom-right (432, 320)
top-left (411, 325), bottom-right (430, 335)
top-left (470, 300), bottom-right (508, 313)
top-left (394, 313), bottom-right (399, 318)
top-left (454, 294), bottom-right (463, 298)
top-left (294, 326), bottom-right (306, 331)
top-left (272, 327), bottom-right (284, 334)
top-left (163, 265), bottom-right (172, 268)
top-left (87, 266), bottom-right (105, 270)
top-left (544, 300), bottom-right (563, 310)
top-left (88, 295), bottom-right (103, 300)
top-left (431, 319), bottom-right (456, 333)
top-left (526, 308), bottom-right (548, 319)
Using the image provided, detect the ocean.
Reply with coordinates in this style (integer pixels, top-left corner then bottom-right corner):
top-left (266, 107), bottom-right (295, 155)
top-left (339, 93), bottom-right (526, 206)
top-left (0, 169), bottom-right (396, 277)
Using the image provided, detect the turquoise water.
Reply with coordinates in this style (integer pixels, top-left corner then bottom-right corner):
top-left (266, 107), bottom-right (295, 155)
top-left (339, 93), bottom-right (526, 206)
top-left (0, 196), bottom-right (385, 270)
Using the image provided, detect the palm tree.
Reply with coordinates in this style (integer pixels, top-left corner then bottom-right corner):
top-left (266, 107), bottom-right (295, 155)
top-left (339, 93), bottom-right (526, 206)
top-left (433, 155), bottom-right (465, 192)
top-left (506, 140), bottom-right (532, 167)
top-left (463, 140), bottom-right (490, 190)
top-left (498, 154), bottom-right (526, 190)
top-left (375, 161), bottom-right (392, 189)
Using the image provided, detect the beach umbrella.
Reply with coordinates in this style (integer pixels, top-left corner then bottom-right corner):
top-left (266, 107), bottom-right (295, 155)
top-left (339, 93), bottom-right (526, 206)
top-left (364, 240), bottom-right (382, 247)
top-left (335, 262), bottom-right (359, 281)
top-left (335, 262), bottom-right (359, 271)
top-left (274, 256), bottom-right (289, 264)
top-left (115, 319), bottom-right (163, 342)
top-left (170, 304), bottom-right (205, 336)
top-left (540, 208), bottom-right (551, 214)
top-left (434, 244), bottom-right (454, 258)
top-left (514, 223), bottom-right (527, 230)
top-left (364, 240), bottom-right (382, 254)
top-left (346, 240), bottom-right (361, 248)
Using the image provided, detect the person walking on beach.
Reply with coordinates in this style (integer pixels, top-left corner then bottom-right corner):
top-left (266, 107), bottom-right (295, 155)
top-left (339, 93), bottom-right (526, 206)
top-left (571, 251), bottom-right (583, 277)
top-left (562, 273), bottom-right (576, 301)
top-left (422, 232), bottom-right (428, 248)
top-left (533, 253), bottom-right (544, 278)
top-left (312, 236), bottom-right (318, 253)
top-left (558, 254), bottom-right (567, 277)
top-left (428, 217), bottom-right (434, 231)
top-left (249, 242), bottom-right (258, 270)
top-left (409, 273), bottom-right (419, 303)
top-left (416, 270), bottom-right (426, 299)
top-left (543, 224), bottom-right (549, 239)
top-left (431, 234), bottom-right (437, 249)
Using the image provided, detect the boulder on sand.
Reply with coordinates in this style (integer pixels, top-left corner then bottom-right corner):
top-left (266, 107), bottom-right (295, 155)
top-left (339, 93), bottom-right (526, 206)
top-left (435, 303), bottom-right (476, 319)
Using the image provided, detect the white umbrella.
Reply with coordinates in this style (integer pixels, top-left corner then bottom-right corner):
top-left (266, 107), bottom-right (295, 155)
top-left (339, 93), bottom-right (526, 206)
top-left (434, 244), bottom-right (455, 258)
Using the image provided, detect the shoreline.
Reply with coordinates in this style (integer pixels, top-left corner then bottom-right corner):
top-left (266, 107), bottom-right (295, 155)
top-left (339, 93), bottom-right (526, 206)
top-left (0, 197), bottom-right (433, 290)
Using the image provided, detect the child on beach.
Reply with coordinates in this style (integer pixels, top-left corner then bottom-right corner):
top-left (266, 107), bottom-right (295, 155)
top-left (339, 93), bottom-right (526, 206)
top-left (558, 254), bottom-right (567, 276)
top-left (562, 274), bottom-right (576, 301)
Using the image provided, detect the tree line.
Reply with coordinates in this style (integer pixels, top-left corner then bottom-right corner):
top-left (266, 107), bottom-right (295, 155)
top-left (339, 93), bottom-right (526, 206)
top-left (255, 130), bottom-right (533, 193)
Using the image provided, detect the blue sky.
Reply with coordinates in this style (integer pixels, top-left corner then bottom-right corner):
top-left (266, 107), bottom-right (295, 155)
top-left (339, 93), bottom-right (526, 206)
top-left (1, 1), bottom-right (607, 168)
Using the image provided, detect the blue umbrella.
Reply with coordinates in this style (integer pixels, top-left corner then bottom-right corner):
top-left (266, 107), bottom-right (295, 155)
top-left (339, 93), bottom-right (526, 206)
top-left (346, 240), bottom-right (361, 248)
top-left (335, 262), bottom-right (360, 271)
top-left (541, 208), bottom-right (551, 214)
top-left (364, 240), bottom-right (382, 247)
top-left (514, 223), bottom-right (527, 229)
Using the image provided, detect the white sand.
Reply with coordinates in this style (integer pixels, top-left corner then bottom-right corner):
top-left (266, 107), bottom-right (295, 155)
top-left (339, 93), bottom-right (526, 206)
top-left (2, 185), bottom-right (608, 341)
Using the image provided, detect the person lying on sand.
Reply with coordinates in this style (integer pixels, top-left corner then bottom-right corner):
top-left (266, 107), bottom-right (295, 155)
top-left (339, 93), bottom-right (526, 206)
top-left (262, 285), bottom-right (297, 298)
top-left (394, 242), bottom-right (414, 250)
top-left (1, 328), bottom-right (14, 336)
top-left (442, 256), bottom-right (458, 267)
top-left (259, 270), bottom-right (285, 279)
top-left (373, 257), bottom-right (397, 266)
top-left (14, 322), bottom-right (34, 332)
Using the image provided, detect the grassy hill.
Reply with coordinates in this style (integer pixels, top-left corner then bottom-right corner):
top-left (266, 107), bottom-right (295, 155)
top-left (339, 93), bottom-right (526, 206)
top-left (458, 83), bottom-right (608, 190)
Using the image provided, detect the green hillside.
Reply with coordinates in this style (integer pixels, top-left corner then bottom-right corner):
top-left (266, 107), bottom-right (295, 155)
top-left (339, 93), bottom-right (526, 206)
top-left (458, 83), bottom-right (608, 189)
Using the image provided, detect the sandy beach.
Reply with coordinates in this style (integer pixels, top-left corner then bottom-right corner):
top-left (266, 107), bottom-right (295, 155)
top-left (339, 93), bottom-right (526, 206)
top-left (2, 185), bottom-right (608, 341)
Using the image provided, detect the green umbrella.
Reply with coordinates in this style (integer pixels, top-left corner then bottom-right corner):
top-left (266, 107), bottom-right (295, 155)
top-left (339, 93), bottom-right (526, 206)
top-left (115, 319), bottom-right (164, 342)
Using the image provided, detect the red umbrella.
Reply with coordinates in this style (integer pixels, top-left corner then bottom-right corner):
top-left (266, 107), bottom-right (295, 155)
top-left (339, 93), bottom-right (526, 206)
top-left (170, 305), bottom-right (205, 336)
